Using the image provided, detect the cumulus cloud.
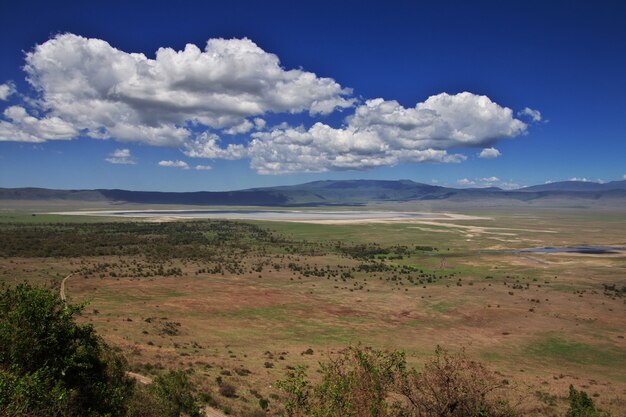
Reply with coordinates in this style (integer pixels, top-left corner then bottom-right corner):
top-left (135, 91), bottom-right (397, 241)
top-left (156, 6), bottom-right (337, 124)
top-left (157, 160), bottom-right (211, 171)
top-left (457, 178), bottom-right (476, 186)
top-left (247, 92), bottom-right (523, 173)
top-left (105, 148), bottom-right (136, 164)
top-left (457, 176), bottom-right (519, 189)
top-left (183, 132), bottom-right (247, 159)
top-left (253, 118), bottom-right (266, 130)
top-left (223, 119), bottom-right (254, 135)
top-left (0, 82), bottom-right (16, 101)
top-left (0, 105), bottom-right (78, 142)
top-left (158, 160), bottom-right (190, 169)
top-left (0, 33), bottom-right (537, 174)
top-left (518, 107), bottom-right (542, 122)
top-left (623, 174), bottom-right (626, 180)
top-left (478, 147), bottom-right (501, 159)
top-left (1, 33), bottom-right (353, 146)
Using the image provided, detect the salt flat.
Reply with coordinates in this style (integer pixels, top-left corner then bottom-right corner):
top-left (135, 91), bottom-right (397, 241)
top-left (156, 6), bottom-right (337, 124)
top-left (49, 209), bottom-right (493, 223)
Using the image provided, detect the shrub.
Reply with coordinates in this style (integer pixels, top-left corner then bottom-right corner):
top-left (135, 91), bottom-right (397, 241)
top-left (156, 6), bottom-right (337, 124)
top-left (314, 346), bottom-right (404, 417)
top-left (219, 382), bottom-right (238, 398)
top-left (396, 346), bottom-right (515, 417)
top-left (259, 397), bottom-right (270, 410)
top-left (148, 370), bottom-right (202, 417)
top-left (0, 283), bottom-right (133, 417)
top-left (276, 365), bottom-right (311, 417)
top-left (278, 345), bottom-right (518, 417)
top-left (278, 346), bottom-right (404, 417)
top-left (565, 385), bottom-right (611, 417)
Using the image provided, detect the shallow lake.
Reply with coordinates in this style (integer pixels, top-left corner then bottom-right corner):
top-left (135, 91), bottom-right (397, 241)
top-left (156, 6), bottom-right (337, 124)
top-left (514, 246), bottom-right (625, 255)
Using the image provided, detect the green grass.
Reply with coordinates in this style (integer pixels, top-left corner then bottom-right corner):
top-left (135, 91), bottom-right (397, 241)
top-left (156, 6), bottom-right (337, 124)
top-left (479, 351), bottom-right (504, 363)
top-left (522, 334), bottom-right (626, 368)
top-left (429, 300), bottom-right (461, 313)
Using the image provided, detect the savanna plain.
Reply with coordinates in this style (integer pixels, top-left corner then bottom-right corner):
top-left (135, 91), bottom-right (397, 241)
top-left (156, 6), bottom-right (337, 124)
top-left (1, 205), bottom-right (625, 416)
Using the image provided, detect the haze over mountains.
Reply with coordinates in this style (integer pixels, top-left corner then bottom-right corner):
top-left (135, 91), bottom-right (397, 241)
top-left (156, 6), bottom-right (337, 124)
top-left (2, 180), bottom-right (626, 207)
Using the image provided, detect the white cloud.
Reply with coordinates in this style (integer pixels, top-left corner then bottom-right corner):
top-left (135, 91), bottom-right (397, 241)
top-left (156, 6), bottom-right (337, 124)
top-left (518, 107), bottom-right (542, 122)
top-left (457, 178), bottom-right (476, 186)
top-left (568, 177), bottom-right (590, 182)
top-left (105, 148), bottom-right (135, 164)
top-left (0, 82), bottom-right (16, 101)
top-left (247, 92), bottom-right (523, 173)
top-left (253, 118), bottom-right (266, 130)
top-left (457, 176), bottom-right (519, 189)
top-left (158, 160), bottom-right (190, 169)
top-left (499, 181), bottom-right (520, 190)
top-left (623, 174), bottom-right (626, 180)
top-left (0, 105), bottom-right (78, 142)
top-left (194, 164), bottom-right (212, 171)
top-left (223, 119), bottom-right (254, 135)
top-left (0, 33), bottom-right (537, 174)
top-left (183, 132), bottom-right (247, 159)
top-left (0, 33), bottom-right (353, 145)
top-left (478, 147), bottom-right (501, 159)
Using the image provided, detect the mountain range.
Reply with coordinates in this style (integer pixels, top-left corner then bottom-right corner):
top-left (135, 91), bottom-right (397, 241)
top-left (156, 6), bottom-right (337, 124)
top-left (2, 180), bottom-right (626, 206)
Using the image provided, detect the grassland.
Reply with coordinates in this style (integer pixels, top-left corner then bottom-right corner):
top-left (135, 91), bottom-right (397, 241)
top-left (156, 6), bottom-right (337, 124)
top-left (0, 207), bottom-right (624, 416)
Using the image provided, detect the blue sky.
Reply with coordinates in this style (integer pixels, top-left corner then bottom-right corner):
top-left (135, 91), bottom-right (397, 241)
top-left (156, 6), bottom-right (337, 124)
top-left (0, 0), bottom-right (624, 191)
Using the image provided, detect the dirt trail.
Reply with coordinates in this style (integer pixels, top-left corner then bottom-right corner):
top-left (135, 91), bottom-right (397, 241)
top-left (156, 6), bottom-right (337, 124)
top-left (59, 274), bottom-right (72, 301)
top-left (204, 407), bottom-right (228, 417)
top-left (60, 276), bottom-right (227, 417)
top-left (126, 372), bottom-right (227, 417)
top-left (127, 371), bottom-right (153, 385)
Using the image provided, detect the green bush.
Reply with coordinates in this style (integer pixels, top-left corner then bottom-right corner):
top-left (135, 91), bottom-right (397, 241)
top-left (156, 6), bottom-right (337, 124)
top-left (0, 283), bottom-right (133, 417)
top-left (147, 371), bottom-right (201, 417)
top-left (278, 346), bottom-right (405, 417)
top-left (565, 385), bottom-right (611, 417)
top-left (0, 283), bottom-right (204, 417)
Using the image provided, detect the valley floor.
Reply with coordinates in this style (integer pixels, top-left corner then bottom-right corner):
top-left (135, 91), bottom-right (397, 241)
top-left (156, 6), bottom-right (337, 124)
top-left (1, 207), bottom-right (624, 416)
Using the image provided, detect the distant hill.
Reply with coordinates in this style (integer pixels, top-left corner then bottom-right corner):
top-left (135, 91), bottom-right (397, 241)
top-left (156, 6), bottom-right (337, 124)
top-left (2, 179), bottom-right (626, 206)
top-left (519, 180), bottom-right (626, 192)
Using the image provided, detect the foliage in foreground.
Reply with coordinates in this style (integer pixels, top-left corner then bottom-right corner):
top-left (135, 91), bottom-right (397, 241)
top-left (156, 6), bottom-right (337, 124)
top-left (126, 371), bottom-right (201, 417)
top-left (278, 346), bottom-right (615, 417)
top-left (0, 284), bottom-right (614, 417)
top-left (278, 345), bottom-right (516, 417)
top-left (0, 284), bottom-right (201, 417)
top-left (0, 283), bottom-right (133, 416)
